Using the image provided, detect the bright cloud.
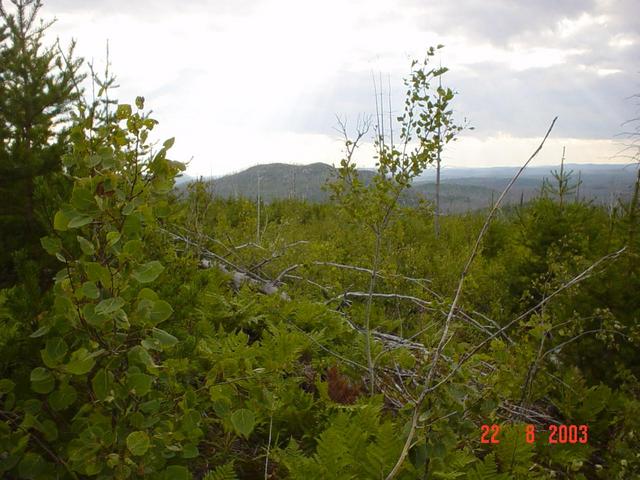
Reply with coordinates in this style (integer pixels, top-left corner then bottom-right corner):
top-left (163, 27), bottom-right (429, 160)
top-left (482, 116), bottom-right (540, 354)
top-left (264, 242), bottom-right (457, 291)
top-left (37, 0), bottom-right (639, 176)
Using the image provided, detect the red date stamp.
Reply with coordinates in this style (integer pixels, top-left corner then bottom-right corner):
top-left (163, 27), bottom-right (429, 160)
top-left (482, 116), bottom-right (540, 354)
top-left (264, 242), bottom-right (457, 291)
top-left (481, 424), bottom-right (589, 444)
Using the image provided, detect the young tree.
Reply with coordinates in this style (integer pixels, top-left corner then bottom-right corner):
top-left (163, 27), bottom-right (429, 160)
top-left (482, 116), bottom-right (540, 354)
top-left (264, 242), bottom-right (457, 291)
top-left (542, 146), bottom-right (580, 207)
top-left (329, 46), bottom-right (463, 393)
top-left (0, 0), bottom-right (83, 285)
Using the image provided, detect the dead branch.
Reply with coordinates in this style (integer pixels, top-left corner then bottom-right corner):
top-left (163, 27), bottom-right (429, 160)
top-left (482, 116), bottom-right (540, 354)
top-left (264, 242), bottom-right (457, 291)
top-left (312, 261), bottom-right (431, 284)
top-left (282, 274), bottom-right (332, 294)
top-left (328, 291), bottom-right (433, 309)
top-left (456, 309), bottom-right (514, 345)
top-left (498, 401), bottom-right (561, 426)
top-left (541, 328), bottom-right (628, 360)
top-left (162, 228), bottom-right (291, 298)
top-left (233, 241), bottom-right (268, 251)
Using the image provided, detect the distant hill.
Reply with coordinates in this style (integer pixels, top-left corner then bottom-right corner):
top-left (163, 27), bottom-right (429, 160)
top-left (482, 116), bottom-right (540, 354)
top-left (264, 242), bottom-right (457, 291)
top-left (179, 162), bottom-right (638, 213)
top-left (206, 163), bottom-right (342, 202)
top-left (416, 163), bottom-right (637, 210)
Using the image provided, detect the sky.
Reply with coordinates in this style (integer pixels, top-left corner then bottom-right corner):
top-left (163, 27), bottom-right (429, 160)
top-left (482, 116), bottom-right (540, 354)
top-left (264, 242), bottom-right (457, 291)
top-left (39, 0), bottom-right (640, 176)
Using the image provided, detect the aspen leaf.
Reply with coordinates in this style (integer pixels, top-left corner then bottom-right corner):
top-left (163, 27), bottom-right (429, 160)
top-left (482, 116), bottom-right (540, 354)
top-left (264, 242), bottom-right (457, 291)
top-left (133, 261), bottom-right (164, 283)
top-left (126, 431), bottom-right (150, 456)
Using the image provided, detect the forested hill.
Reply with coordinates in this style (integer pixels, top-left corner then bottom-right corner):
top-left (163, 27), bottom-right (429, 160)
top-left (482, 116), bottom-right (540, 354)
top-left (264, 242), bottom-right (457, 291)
top-left (179, 162), bottom-right (637, 212)
top-left (192, 162), bottom-right (352, 202)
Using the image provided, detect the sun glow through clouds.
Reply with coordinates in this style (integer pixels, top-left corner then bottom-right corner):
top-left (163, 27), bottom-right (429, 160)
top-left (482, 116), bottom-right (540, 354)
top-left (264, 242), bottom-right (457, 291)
top-left (43, 0), bottom-right (638, 176)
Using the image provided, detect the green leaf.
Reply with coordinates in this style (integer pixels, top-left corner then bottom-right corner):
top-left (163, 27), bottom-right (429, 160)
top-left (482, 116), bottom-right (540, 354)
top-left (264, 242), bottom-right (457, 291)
top-left (65, 348), bottom-right (97, 375)
top-left (466, 453), bottom-right (508, 480)
top-left (87, 154), bottom-right (102, 168)
top-left (83, 304), bottom-right (108, 327)
top-left (116, 104), bottom-right (132, 120)
top-left (136, 297), bottom-right (173, 326)
top-left (83, 261), bottom-right (111, 285)
top-left (92, 369), bottom-right (114, 401)
top-left (30, 368), bottom-right (55, 394)
top-left (48, 384), bottom-right (77, 411)
top-left (126, 431), bottom-right (150, 456)
top-left (127, 373), bottom-right (153, 396)
top-left (163, 137), bottom-right (175, 150)
top-left (149, 300), bottom-right (173, 325)
top-left (122, 202), bottom-right (136, 216)
top-left (29, 325), bottom-right (50, 338)
top-left (68, 213), bottom-right (93, 229)
top-left (77, 236), bottom-right (95, 255)
top-left (53, 210), bottom-right (70, 231)
top-left (95, 297), bottom-right (125, 315)
top-left (106, 231), bottom-right (121, 246)
top-left (71, 188), bottom-right (97, 213)
top-left (152, 328), bottom-right (178, 347)
top-left (132, 261), bottom-right (165, 283)
top-left (128, 345), bottom-right (156, 371)
top-left (0, 379), bottom-right (15, 394)
top-left (41, 419), bottom-right (58, 442)
top-left (135, 96), bottom-right (145, 109)
top-left (81, 281), bottom-right (100, 300)
top-left (40, 236), bottom-right (62, 255)
top-left (41, 337), bottom-right (68, 368)
top-left (123, 213), bottom-right (143, 236)
top-left (123, 239), bottom-right (143, 257)
top-left (138, 288), bottom-right (159, 301)
top-left (18, 453), bottom-right (48, 479)
top-left (140, 398), bottom-right (161, 414)
top-left (230, 409), bottom-right (255, 438)
top-left (182, 444), bottom-right (199, 459)
top-left (163, 465), bottom-right (191, 480)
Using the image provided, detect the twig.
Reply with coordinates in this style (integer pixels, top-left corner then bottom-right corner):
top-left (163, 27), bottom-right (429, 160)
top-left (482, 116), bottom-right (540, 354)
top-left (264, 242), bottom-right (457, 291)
top-left (540, 328), bottom-right (627, 360)
top-left (329, 291), bottom-right (433, 309)
top-left (288, 323), bottom-right (368, 371)
top-left (312, 261), bottom-right (431, 285)
top-left (264, 414), bottom-right (273, 480)
top-left (282, 274), bottom-right (332, 294)
top-left (275, 264), bottom-right (302, 283)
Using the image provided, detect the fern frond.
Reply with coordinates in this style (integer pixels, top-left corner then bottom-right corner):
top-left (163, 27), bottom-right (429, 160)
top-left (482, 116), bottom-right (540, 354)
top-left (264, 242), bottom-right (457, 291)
top-left (466, 453), bottom-right (509, 480)
top-left (203, 461), bottom-right (238, 480)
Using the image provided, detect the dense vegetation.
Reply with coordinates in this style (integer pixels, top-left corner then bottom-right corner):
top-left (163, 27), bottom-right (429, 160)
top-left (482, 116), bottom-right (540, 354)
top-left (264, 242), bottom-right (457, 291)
top-left (1, 1), bottom-right (639, 478)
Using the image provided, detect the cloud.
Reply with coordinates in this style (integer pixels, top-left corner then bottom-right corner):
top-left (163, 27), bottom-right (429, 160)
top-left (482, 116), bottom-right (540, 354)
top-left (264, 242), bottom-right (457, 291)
top-left (406, 0), bottom-right (597, 45)
top-left (44, 0), bottom-right (260, 19)
top-left (35, 0), bottom-right (640, 175)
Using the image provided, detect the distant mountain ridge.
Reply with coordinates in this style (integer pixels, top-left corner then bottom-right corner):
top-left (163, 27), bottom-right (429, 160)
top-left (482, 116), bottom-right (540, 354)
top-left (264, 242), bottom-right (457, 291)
top-left (179, 162), bottom-right (638, 213)
top-left (207, 163), bottom-right (345, 202)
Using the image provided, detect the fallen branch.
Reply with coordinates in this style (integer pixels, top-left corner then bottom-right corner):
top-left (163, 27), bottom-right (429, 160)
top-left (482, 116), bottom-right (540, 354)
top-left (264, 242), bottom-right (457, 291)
top-left (328, 291), bottom-right (433, 309)
top-left (161, 228), bottom-right (290, 298)
top-left (312, 261), bottom-right (431, 285)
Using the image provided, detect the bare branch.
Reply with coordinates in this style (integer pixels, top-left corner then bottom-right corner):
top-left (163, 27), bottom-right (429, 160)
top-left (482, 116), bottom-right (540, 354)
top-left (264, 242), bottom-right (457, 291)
top-left (329, 291), bottom-right (433, 309)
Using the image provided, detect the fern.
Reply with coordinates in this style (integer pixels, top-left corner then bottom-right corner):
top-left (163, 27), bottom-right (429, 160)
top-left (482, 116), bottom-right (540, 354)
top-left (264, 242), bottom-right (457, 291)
top-left (466, 453), bottom-right (509, 480)
top-left (203, 461), bottom-right (238, 480)
top-left (364, 420), bottom-right (402, 477)
top-left (494, 425), bottom-right (534, 477)
top-left (275, 405), bottom-right (411, 478)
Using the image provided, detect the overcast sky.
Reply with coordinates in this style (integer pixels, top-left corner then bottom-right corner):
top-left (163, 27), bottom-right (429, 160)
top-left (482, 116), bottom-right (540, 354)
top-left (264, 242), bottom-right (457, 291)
top-left (41, 0), bottom-right (640, 176)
